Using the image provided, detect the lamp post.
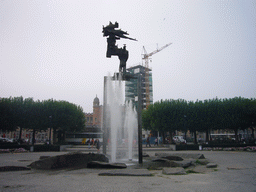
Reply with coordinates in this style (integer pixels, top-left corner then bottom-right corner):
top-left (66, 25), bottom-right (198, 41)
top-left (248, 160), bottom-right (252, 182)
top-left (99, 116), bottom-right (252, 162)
top-left (184, 115), bottom-right (187, 150)
top-left (103, 76), bottom-right (107, 155)
top-left (49, 116), bottom-right (52, 145)
top-left (137, 74), bottom-right (143, 164)
top-left (184, 115), bottom-right (187, 141)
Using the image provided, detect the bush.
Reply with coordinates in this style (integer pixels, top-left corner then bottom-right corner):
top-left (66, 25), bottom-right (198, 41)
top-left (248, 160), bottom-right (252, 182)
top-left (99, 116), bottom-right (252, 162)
top-left (175, 143), bottom-right (256, 151)
top-left (176, 144), bottom-right (199, 151)
top-left (0, 144), bottom-right (30, 151)
top-left (33, 145), bottom-right (60, 152)
top-left (202, 143), bottom-right (256, 148)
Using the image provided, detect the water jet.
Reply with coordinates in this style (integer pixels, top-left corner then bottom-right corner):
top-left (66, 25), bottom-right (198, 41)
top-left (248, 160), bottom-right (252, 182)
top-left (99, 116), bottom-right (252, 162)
top-left (104, 75), bottom-right (138, 163)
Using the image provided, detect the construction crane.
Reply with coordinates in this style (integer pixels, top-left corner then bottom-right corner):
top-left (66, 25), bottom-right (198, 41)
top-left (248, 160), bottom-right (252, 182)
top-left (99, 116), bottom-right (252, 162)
top-left (142, 42), bottom-right (172, 109)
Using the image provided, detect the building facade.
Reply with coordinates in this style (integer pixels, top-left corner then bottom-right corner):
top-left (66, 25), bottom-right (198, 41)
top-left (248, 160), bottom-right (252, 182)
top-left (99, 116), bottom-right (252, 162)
top-left (125, 65), bottom-right (153, 139)
top-left (125, 65), bottom-right (153, 110)
top-left (84, 113), bottom-right (93, 127)
top-left (85, 95), bottom-right (102, 128)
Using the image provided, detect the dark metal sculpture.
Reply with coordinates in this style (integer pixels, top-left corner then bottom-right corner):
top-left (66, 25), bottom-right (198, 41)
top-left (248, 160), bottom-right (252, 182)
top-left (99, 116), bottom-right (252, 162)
top-left (103, 22), bottom-right (137, 78)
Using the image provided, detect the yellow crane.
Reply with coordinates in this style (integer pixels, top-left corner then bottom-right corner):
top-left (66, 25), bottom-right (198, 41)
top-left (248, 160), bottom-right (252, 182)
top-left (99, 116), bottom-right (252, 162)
top-left (142, 42), bottom-right (172, 109)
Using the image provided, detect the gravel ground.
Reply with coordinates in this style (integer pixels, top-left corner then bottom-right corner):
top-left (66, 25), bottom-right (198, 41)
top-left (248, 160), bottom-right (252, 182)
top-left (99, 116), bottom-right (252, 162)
top-left (0, 149), bottom-right (255, 192)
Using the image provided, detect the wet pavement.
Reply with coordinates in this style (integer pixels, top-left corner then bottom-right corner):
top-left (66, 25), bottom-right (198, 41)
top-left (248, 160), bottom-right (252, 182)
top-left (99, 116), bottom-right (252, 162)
top-left (0, 147), bottom-right (255, 192)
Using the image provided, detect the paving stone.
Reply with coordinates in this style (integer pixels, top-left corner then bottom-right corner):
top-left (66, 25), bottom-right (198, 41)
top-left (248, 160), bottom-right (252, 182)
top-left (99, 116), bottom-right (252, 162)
top-left (189, 165), bottom-right (213, 173)
top-left (162, 167), bottom-right (187, 175)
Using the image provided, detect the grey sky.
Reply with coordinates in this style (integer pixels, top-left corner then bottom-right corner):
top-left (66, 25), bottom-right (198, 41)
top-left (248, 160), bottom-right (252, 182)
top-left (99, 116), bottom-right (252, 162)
top-left (1, 0), bottom-right (255, 113)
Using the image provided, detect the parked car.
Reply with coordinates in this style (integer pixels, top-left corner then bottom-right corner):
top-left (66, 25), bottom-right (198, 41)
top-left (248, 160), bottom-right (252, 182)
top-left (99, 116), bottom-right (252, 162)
top-left (0, 137), bottom-right (12, 143)
top-left (173, 136), bottom-right (186, 144)
top-left (20, 139), bottom-right (29, 144)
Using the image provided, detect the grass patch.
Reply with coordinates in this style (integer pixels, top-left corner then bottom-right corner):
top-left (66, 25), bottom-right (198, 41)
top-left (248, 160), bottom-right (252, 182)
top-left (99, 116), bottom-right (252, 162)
top-left (195, 160), bottom-right (204, 165)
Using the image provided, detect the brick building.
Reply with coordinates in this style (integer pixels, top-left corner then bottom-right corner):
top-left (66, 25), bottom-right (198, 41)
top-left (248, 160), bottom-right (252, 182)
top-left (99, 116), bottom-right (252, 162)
top-left (85, 95), bottom-right (102, 128)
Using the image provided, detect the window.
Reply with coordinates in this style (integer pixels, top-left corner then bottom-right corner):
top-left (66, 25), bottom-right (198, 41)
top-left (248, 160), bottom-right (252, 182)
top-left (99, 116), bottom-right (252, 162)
top-left (134, 68), bottom-right (140, 74)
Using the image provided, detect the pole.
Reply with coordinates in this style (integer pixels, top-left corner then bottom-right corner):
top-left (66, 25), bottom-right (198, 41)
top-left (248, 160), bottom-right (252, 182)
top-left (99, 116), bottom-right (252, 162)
top-left (184, 115), bottom-right (187, 150)
top-left (103, 76), bottom-right (107, 155)
top-left (158, 131), bottom-right (159, 145)
top-left (32, 127), bottom-right (35, 146)
top-left (137, 74), bottom-right (143, 164)
top-left (49, 116), bottom-right (52, 145)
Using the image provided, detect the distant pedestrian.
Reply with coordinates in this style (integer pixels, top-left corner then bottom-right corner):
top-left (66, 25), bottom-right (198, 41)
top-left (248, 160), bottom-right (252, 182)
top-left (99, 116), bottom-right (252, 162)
top-left (146, 136), bottom-right (151, 147)
top-left (154, 138), bottom-right (158, 146)
top-left (88, 139), bottom-right (91, 149)
top-left (91, 138), bottom-right (94, 147)
top-left (96, 139), bottom-right (101, 153)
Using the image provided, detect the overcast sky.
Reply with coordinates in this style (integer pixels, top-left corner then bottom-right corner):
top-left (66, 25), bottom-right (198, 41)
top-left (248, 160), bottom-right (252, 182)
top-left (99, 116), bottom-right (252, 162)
top-left (1, 0), bottom-right (255, 113)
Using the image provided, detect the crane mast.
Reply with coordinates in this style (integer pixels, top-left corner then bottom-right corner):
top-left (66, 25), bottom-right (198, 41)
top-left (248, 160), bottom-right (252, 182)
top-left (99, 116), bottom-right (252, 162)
top-left (142, 42), bottom-right (172, 109)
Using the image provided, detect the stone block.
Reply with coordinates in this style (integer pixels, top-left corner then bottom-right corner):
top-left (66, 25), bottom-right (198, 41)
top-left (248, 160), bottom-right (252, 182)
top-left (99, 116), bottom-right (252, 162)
top-left (87, 161), bottom-right (127, 169)
top-left (99, 169), bottom-right (152, 176)
top-left (174, 160), bottom-right (193, 168)
top-left (162, 167), bottom-right (187, 175)
top-left (161, 155), bottom-right (183, 161)
top-left (39, 156), bottom-right (50, 160)
top-left (206, 163), bottom-right (217, 168)
top-left (155, 153), bottom-right (205, 159)
top-left (0, 166), bottom-right (31, 172)
top-left (142, 153), bottom-right (150, 157)
top-left (147, 158), bottom-right (180, 170)
top-left (29, 152), bottom-right (109, 170)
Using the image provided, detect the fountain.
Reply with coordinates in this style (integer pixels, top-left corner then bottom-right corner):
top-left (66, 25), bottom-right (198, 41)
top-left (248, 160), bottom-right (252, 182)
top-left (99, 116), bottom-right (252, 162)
top-left (105, 75), bottom-right (138, 163)
top-left (124, 100), bottom-right (138, 161)
top-left (102, 22), bottom-right (140, 163)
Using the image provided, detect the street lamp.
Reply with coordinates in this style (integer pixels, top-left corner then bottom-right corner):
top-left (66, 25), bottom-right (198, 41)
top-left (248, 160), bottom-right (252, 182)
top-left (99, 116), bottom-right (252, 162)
top-left (184, 115), bottom-right (188, 150)
top-left (49, 116), bottom-right (52, 145)
top-left (137, 74), bottom-right (143, 164)
top-left (184, 115), bottom-right (187, 141)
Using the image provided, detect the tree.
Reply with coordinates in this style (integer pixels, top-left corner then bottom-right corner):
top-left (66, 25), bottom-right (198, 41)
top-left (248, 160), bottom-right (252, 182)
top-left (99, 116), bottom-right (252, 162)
top-left (246, 98), bottom-right (256, 139)
top-left (41, 99), bottom-right (85, 143)
top-left (0, 97), bottom-right (15, 131)
top-left (0, 97), bottom-right (86, 144)
top-left (142, 96), bottom-right (256, 144)
top-left (186, 101), bottom-right (203, 144)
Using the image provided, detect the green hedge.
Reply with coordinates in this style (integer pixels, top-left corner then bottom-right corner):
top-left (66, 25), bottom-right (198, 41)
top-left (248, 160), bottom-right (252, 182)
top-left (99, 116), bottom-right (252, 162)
top-left (202, 143), bottom-right (256, 148)
top-left (176, 143), bottom-right (256, 150)
top-left (176, 144), bottom-right (199, 150)
top-left (0, 144), bottom-right (30, 150)
top-left (0, 144), bottom-right (60, 152)
top-left (32, 145), bottom-right (60, 152)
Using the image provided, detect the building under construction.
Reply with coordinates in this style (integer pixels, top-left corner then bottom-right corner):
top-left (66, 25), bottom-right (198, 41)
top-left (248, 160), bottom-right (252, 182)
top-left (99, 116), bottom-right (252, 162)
top-left (125, 65), bottom-right (153, 110)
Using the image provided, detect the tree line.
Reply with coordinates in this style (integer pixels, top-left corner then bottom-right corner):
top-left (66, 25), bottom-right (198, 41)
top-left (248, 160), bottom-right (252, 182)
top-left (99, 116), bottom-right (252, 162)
top-left (142, 97), bottom-right (256, 144)
top-left (0, 96), bottom-right (85, 144)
